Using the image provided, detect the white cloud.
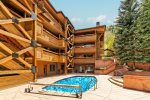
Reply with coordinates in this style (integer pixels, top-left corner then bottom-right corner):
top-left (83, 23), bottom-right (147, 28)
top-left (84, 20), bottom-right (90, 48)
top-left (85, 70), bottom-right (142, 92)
top-left (87, 15), bottom-right (107, 23)
top-left (70, 15), bottom-right (115, 28)
top-left (71, 18), bottom-right (82, 24)
top-left (71, 15), bottom-right (107, 25)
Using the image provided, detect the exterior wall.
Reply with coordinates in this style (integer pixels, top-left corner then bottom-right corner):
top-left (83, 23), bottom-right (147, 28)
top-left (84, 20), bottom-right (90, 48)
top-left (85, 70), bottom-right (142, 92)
top-left (37, 61), bottom-right (64, 77)
top-left (74, 58), bottom-right (95, 64)
top-left (74, 46), bottom-right (96, 54)
top-left (74, 34), bottom-right (96, 44)
top-left (37, 61), bottom-right (48, 77)
top-left (74, 64), bottom-right (94, 73)
top-left (74, 26), bottom-right (106, 73)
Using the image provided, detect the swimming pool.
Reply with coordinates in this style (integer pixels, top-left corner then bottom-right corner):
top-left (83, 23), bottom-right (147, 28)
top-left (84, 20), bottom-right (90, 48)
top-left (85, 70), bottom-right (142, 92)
top-left (42, 76), bottom-right (97, 94)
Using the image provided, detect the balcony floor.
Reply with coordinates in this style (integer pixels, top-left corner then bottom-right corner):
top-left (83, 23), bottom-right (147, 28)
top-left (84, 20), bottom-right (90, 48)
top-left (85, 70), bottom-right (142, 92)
top-left (0, 74), bottom-right (149, 100)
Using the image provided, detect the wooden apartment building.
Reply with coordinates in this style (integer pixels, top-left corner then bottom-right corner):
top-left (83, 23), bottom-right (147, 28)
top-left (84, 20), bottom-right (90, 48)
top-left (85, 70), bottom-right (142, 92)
top-left (74, 24), bottom-right (105, 73)
top-left (0, 0), bottom-right (105, 88)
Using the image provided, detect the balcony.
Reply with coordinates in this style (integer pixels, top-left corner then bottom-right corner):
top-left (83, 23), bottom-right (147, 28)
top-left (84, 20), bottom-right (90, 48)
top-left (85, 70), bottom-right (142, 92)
top-left (37, 10), bottom-right (64, 35)
top-left (74, 34), bottom-right (96, 44)
top-left (36, 48), bottom-right (66, 63)
top-left (74, 57), bottom-right (95, 64)
top-left (37, 29), bottom-right (65, 49)
top-left (74, 46), bottom-right (96, 54)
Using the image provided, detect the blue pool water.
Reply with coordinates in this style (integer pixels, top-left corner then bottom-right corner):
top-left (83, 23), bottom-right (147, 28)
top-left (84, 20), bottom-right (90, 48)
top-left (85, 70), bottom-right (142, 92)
top-left (43, 76), bottom-right (97, 93)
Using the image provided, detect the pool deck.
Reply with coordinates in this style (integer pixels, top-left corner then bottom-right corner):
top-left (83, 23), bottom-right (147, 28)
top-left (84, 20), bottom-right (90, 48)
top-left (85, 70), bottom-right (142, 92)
top-left (0, 74), bottom-right (150, 100)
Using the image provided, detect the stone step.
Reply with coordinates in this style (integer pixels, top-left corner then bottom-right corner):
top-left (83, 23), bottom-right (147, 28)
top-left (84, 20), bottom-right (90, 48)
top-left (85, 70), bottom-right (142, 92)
top-left (108, 77), bottom-right (123, 87)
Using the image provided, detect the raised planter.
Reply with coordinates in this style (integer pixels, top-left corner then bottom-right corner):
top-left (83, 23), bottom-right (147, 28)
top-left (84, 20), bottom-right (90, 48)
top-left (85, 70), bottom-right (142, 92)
top-left (95, 59), bottom-right (114, 68)
top-left (123, 75), bottom-right (150, 92)
top-left (127, 62), bottom-right (150, 71)
top-left (95, 64), bottom-right (115, 75)
top-left (95, 59), bottom-right (116, 75)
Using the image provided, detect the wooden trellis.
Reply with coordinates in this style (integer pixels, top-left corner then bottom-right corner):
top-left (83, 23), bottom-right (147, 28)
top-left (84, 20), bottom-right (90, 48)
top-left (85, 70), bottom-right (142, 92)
top-left (64, 23), bottom-right (74, 74)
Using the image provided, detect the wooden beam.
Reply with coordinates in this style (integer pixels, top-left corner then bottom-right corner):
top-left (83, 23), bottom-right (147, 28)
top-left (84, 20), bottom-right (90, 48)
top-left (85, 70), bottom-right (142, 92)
top-left (0, 29), bottom-right (31, 43)
top-left (0, 42), bottom-right (13, 54)
top-left (0, 56), bottom-right (13, 65)
top-left (33, 3), bottom-right (38, 82)
top-left (17, 57), bottom-right (31, 68)
top-left (0, 19), bottom-right (14, 25)
top-left (16, 24), bottom-right (32, 40)
top-left (17, 47), bottom-right (33, 55)
top-left (0, 18), bottom-right (33, 25)
top-left (0, 1), bottom-right (32, 40)
top-left (22, 0), bottom-right (32, 11)
top-left (0, 1), bottom-right (13, 18)
top-left (0, 70), bottom-right (31, 75)
top-left (0, 42), bottom-right (32, 68)
top-left (9, 0), bottom-right (31, 15)
top-left (0, 47), bottom-right (33, 65)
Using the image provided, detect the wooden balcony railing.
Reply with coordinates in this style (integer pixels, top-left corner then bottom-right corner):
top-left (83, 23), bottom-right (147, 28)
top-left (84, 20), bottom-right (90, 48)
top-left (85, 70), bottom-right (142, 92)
top-left (74, 34), bottom-right (96, 44)
top-left (36, 48), bottom-right (66, 63)
top-left (74, 57), bottom-right (95, 64)
top-left (74, 46), bottom-right (96, 54)
top-left (41, 2), bottom-right (63, 33)
top-left (37, 29), bottom-right (65, 49)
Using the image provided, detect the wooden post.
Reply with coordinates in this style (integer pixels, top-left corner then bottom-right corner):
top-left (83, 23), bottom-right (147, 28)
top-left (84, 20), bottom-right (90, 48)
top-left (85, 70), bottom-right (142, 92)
top-left (64, 21), bottom-right (68, 75)
top-left (72, 29), bottom-right (75, 72)
top-left (33, 3), bottom-right (37, 82)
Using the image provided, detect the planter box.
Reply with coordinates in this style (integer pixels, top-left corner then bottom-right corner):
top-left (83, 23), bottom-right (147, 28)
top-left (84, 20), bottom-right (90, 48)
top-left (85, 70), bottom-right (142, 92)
top-left (124, 71), bottom-right (150, 76)
top-left (128, 62), bottom-right (150, 71)
top-left (123, 75), bottom-right (150, 92)
top-left (95, 64), bottom-right (115, 75)
top-left (95, 60), bottom-right (115, 75)
top-left (95, 59), bottom-right (114, 68)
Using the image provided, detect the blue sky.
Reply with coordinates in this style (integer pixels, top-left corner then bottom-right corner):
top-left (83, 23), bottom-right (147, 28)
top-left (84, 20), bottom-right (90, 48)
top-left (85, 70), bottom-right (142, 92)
top-left (49, 0), bottom-right (121, 29)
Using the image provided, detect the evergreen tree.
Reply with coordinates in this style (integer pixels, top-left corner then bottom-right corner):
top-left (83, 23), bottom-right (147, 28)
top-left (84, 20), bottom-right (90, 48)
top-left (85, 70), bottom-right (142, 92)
top-left (114, 0), bottom-right (139, 64)
top-left (133, 0), bottom-right (150, 62)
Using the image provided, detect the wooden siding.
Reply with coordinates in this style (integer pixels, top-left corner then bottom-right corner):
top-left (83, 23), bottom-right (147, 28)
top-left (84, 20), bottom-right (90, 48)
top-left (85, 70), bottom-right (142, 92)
top-left (74, 57), bottom-right (95, 64)
top-left (74, 46), bottom-right (96, 54)
top-left (74, 34), bottom-right (96, 44)
top-left (36, 48), bottom-right (66, 63)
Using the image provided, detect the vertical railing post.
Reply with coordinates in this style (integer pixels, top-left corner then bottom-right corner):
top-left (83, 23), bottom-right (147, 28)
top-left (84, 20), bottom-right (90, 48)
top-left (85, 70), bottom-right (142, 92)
top-left (79, 86), bottom-right (82, 99)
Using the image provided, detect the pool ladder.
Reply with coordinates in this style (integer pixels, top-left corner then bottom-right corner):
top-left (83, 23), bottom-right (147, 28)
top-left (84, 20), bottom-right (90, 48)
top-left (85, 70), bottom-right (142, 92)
top-left (87, 79), bottom-right (97, 90)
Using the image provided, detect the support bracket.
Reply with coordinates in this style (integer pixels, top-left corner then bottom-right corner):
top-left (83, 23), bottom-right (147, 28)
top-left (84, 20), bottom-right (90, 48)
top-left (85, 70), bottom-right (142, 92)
top-left (31, 11), bottom-right (37, 20)
top-left (32, 65), bottom-right (37, 74)
top-left (12, 52), bottom-right (19, 58)
top-left (31, 39), bottom-right (37, 48)
top-left (64, 38), bottom-right (68, 42)
top-left (12, 17), bottom-right (19, 24)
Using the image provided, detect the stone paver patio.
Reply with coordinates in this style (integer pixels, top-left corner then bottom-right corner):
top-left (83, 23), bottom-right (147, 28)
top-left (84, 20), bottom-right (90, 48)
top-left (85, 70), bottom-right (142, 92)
top-left (0, 75), bottom-right (150, 100)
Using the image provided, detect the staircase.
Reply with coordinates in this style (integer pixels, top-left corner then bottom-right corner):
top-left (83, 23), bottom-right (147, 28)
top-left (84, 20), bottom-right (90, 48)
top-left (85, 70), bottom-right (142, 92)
top-left (108, 76), bottom-right (123, 87)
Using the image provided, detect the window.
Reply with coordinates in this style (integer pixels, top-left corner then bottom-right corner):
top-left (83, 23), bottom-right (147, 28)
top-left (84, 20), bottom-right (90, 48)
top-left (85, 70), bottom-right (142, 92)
top-left (50, 64), bottom-right (55, 71)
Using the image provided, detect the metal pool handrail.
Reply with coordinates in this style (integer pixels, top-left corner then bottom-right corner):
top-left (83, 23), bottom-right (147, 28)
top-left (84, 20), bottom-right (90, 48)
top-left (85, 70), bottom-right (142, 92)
top-left (87, 77), bottom-right (98, 90)
top-left (25, 82), bottom-right (82, 98)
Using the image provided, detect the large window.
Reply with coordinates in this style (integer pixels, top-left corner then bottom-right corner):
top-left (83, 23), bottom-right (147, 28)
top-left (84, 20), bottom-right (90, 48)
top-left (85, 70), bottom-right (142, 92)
top-left (50, 64), bottom-right (55, 71)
